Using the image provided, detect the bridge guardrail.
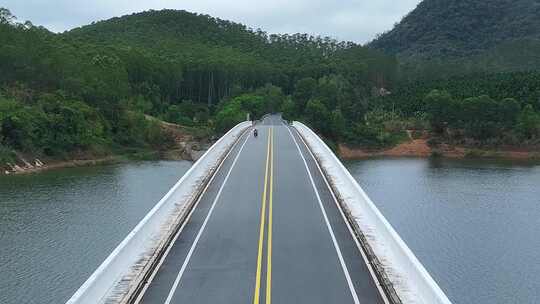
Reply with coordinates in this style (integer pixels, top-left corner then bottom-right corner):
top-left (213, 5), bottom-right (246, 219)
top-left (293, 121), bottom-right (452, 304)
top-left (66, 121), bottom-right (251, 304)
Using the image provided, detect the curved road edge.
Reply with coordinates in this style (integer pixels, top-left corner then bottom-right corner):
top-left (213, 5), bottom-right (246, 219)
top-left (65, 121), bottom-right (252, 304)
top-left (292, 121), bottom-right (453, 304)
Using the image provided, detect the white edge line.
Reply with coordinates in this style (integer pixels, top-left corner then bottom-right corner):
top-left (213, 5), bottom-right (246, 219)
top-left (163, 132), bottom-right (251, 304)
top-left (291, 126), bottom-right (391, 304)
top-left (66, 122), bottom-right (251, 304)
top-left (133, 129), bottom-right (251, 304)
top-left (285, 126), bottom-right (361, 304)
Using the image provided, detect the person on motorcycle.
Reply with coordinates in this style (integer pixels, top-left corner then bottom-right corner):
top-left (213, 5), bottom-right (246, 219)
top-left (253, 128), bottom-right (258, 137)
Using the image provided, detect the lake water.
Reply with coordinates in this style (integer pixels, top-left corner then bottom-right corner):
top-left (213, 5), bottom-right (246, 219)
top-left (1, 158), bottom-right (539, 303)
top-left (0, 161), bottom-right (192, 304)
top-left (346, 157), bottom-right (540, 304)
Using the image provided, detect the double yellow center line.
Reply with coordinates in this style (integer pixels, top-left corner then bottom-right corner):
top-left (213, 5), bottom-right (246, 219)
top-left (253, 127), bottom-right (274, 304)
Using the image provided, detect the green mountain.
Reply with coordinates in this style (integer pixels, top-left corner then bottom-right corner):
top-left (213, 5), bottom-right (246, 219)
top-left (2, 6), bottom-right (538, 165)
top-left (370, 0), bottom-right (540, 72)
top-left (65, 9), bottom-right (396, 104)
top-left (1, 7), bottom-right (398, 164)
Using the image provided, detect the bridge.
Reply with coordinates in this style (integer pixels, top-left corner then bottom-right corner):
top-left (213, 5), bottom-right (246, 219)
top-left (67, 115), bottom-right (452, 304)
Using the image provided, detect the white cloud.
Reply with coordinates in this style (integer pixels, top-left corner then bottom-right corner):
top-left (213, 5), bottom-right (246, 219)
top-left (3, 0), bottom-right (421, 43)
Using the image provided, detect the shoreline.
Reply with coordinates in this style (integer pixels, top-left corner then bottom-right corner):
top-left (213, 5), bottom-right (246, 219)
top-left (1, 116), bottom-right (212, 176)
top-left (338, 139), bottom-right (540, 161)
top-left (1, 147), bottom-right (204, 176)
top-left (2, 156), bottom-right (127, 176)
top-left (4, 138), bottom-right (538, 175)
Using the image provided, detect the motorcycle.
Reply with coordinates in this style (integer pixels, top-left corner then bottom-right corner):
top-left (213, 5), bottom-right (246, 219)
top-left (253, 129), bottom-right (258, 138)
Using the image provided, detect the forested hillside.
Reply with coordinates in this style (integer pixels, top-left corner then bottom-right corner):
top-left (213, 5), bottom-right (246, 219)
top-left (66, 9), bottom-right (396, 105)
top-left (370, 0), bottom-right (540, 77)
top-left (2, 4), bottom-right (540, 168)
top-left (371, 0), bottom-right (540, 59)
top-left (377, 72), bottom-right (540, 146)
top-left (0, 8), bottom-right (397, 166)
top-left (357, 0), bottom-right (540, 152)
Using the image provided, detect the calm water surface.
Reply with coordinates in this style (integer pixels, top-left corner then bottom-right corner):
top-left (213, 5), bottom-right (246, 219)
top-left (346, 157), bottom-right (540, 304)
top-left (0, 161), bottom-right (191, 304)
top-left (2, 158), bottom-right (539, 304)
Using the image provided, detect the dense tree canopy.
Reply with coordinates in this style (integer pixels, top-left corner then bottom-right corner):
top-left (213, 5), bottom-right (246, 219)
top-left (0, 7), bottom-right (398, 160)
top-left (371, 0), bottom-right (540, 60)
top-left (66, 9), bottom-right (396, 105)
top-left (1, 5), bottom-right (539, 163)
top-left (370, 0), bottom-right (540, 80)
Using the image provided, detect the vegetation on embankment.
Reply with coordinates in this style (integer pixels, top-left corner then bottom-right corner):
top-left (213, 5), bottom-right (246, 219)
top-left (338, 136), bottom-right (540, 160)
top-left (334, 76), bottom-right (540, 160)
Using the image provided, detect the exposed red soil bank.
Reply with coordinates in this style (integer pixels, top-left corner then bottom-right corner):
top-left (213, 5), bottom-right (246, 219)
top-left (338, 139), bottom-right (539, 160)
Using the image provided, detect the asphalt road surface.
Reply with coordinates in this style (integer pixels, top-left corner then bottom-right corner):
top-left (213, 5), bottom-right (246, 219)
top-left (137, 115), bottom-right (386, 304)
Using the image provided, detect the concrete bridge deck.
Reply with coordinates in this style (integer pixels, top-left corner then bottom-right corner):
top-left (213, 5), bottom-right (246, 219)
top-left (136, 115), bottom-right (386, 304)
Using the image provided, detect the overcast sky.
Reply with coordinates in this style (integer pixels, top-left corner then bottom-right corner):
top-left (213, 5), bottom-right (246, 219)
top-left (3, 0), bottom-right (421, 44)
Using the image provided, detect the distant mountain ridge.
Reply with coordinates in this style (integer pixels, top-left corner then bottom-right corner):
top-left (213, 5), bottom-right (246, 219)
top-left (63, 9), bottom-right (396, 101)
top-left (66, 10), bottom-right (266, 54)
top-left (370, 0), bottom-right (540, 64)
top-left (64, 9), bottom-right (363, 66)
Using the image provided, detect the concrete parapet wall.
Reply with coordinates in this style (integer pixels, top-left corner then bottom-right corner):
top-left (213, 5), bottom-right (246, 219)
top-left (66, 121), bottom-right (251, 304)
top-left (293, 121), bottom-right (452, 304)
